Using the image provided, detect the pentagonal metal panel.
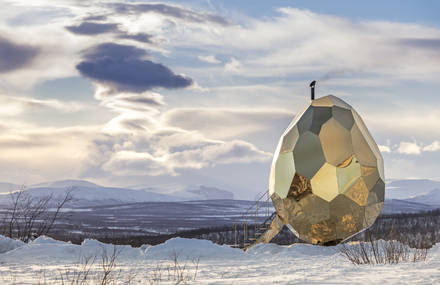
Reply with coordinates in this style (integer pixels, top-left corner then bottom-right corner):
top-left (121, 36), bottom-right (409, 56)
top-left (319, 117), bottom-right (353, 166)
top-left (311, 163), bottom-right (339, 202)
top-left (280, 125), bottom-right (299, 154)
top-left (309, 106), bottom-right (332, 134)
top-left (332, 106), bottom-right (354, 130)
top-left (293, 131), bottom-right (325, 179)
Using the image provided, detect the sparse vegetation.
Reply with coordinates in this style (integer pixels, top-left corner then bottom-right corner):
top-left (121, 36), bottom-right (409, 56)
top-left (4, 246), bottom-right (201, 285)
top-left (0, 187), bottom-right (72, 242)
top-left (15, 208), bottom-right (437, 252)
top-left (339, 240), bottom-right (429, 265)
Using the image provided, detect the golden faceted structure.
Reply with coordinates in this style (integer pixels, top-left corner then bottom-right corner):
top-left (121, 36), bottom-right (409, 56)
top-left (268, 95), bottom-right (385, 245)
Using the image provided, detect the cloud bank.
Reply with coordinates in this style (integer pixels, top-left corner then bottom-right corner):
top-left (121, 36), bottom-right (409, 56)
top-left (0, 37), bottom-right (39, 73)
top-left (66, 22), bottom-right (119, 35)
top-left (77, 43), bottom-right (193, 92)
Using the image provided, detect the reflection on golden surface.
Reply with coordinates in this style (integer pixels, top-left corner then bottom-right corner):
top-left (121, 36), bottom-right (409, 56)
top-left (337, 156), bottom-right (361, 194)
top-left (311, 163), bottom-right (339, 202)
top-left (345, 178), bottom-right (369, 206)
top-left (269, 95), bottom-right (385, 245)
top-left (341, 214), bottom-right (357, 232)
top-left (288, 173), bottom-right (312, 201)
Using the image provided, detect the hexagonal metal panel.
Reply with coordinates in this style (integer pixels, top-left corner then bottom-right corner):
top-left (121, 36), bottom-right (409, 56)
top-left (332, 106), bottom-right (354, 130)
top-left (293, 131), bottom-right (326, 179)
top-left (319, 117), bottom-right (354, 166)
top-left (269, 95), bottom-right (385, 245)
top-left (311, 163), bottom-right (339, 202)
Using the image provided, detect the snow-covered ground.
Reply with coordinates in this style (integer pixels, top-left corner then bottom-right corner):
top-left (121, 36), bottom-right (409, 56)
top-left (0, 235), bottom-right (439, 284)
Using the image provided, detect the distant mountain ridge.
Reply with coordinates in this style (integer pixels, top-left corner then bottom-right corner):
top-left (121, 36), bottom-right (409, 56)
top-left (383, 199), bottom-right (439, 214)
top-left (0, 179), bottom-right (235, 206)
top-left (386, 179), bottom-right (440, 199)
top-left (0, 178), bottom-right (439, 213)
top-left (403, 188), bottom-right (440, 206)
top-left (30, 179), bottom-right (101, 189)
top-left (0, 182), bottom-right (22, 193)
top-left (187, 186), bottom-right (234, 200)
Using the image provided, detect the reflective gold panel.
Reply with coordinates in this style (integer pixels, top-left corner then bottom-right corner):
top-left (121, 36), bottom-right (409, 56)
top-left (269, 95), bottom-right (385, 245)
top-left (311, 163), bottom-right (339, 202)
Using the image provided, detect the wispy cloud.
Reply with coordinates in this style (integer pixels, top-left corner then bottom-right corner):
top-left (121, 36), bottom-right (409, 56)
top-left (389, 141), bottom-right (440, 155)
top-left (224, 58), bottom-right (242, 73)
top-left (423, 141), bottom-right (440, 152)
top-left (107, 2), bottom-right (231, 26)
top-left (0, 95), bottom-right (86, 115)
top-left (198, 55), bottom-right (221, 64)
top-left (378, 145), bottom-right (391, 153)
top-left (397, 142), bottom-right (421, 155)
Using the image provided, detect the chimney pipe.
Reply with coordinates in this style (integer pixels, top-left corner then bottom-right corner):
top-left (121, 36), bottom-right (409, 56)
top-left (310, 80), bottom-right (316, 100)
top-left (310, 80), bottom-right (316, 101)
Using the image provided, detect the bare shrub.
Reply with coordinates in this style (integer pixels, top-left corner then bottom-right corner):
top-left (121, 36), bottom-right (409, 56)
top-left (58, 245), bottom-right (121, 285)
top-left (59, 254), bottom-right (96, 285)
top-left (148, 263), bottom-right (164, 285)
top-left (146, 251), bottom-right (201, 284)
top-left (1, 187), bottom-right (73, 242)
top-left (167, 250), bottom-right (198, 284)
top-left (340, 240), bottom-right (429, 265)
top-left (98, 245), bottom-right (121, 285)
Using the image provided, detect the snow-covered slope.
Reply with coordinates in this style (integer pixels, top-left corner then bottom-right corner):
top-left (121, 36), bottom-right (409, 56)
top-left (386, 179), bottom-right (440, 199)
top-left (0, 235), bottom-right (24, 254)
top-left (403, 188), bottom-right (440, 206)
top-left (30, 179), bottom-right (101, 189)
top-left (24, 186), bottom-right (184, 205)
top-left (0, 182), bottom-right (21, 193)
top-left (0, 236), bottom-right (439, 284)
top-left (0, 180), bottom-right (235, 206)
top-left (126, 184), bottom-right (235, 202)
top-left (383, 199), bottom-right (439, 214)
top-left (170, 185), bottom-right (234, 200)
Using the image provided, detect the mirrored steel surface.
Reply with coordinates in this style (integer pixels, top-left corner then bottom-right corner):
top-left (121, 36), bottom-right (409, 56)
top-left (269, 95), bottom-right (385, 245)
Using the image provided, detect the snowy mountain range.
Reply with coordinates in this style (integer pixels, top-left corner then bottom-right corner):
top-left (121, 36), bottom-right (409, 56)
top-left (0, 178), bottom-right (439, 213)
top-left (385, 179), bottom-right (440, 200)
top-left (0, 182), bottom-right (21, 193)
top-left (0, 179), bottom-right (235, 206)
top-left (402, 188), bottom-right (440, 206)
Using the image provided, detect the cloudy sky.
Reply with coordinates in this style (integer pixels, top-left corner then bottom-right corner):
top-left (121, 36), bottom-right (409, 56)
top-left (0, 0), bottom-right (439, 198)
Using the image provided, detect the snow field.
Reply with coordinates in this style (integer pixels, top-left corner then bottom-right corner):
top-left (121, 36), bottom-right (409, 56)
top-left (0, 235), bottom-right (439, 284)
